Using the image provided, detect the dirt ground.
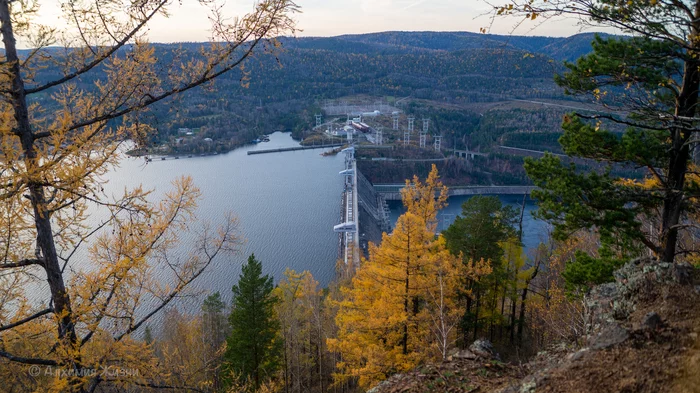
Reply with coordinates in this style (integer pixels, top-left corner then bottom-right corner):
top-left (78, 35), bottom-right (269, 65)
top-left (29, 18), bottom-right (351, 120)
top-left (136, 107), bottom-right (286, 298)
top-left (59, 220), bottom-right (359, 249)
top-left (368, 357), bottom-right (521, 393)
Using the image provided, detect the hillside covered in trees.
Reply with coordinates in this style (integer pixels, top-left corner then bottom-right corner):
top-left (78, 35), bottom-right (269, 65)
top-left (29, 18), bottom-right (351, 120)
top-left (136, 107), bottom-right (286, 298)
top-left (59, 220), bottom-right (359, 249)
top-left (22, 31), bottom-right (597, 148)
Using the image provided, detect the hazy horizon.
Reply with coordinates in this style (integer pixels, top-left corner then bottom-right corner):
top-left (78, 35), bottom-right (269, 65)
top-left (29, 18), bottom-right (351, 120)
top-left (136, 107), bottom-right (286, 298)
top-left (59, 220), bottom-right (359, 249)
top-left (23, 0), bottom-right (615, 49)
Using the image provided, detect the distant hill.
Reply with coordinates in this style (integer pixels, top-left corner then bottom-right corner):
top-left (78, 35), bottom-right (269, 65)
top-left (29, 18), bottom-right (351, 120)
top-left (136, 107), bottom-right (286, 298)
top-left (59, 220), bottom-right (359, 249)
top-left (288, 31), bottom-right (612, 62)
top-left (20, 31), bottom-right (610, 144)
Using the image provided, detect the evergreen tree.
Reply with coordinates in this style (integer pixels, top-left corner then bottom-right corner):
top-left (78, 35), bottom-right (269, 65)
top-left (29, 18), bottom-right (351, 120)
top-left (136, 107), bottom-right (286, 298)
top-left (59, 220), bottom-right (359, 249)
top-left (496, 0), bottom-right (700, 285)
top-left (443, 196), bottom-right (518, 264)
top-left (442, 196), bottom-right (518, 342)
top-left (223, 254), bottom-right (281, 389)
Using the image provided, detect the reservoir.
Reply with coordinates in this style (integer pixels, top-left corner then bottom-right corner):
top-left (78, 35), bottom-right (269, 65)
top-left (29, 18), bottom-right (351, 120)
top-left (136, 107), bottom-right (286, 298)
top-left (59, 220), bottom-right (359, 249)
top-left (98, 132), bottom-right (345, 309)
top-left (94, 132), bottom-right (545, 313)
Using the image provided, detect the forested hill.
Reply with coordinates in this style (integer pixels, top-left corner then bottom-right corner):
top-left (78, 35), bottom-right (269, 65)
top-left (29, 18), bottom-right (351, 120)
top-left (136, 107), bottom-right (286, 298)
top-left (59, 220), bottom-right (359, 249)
top-left (285, 31), bottom-right (607, 62)
top-left (22, 31), bottom-right (606, 142)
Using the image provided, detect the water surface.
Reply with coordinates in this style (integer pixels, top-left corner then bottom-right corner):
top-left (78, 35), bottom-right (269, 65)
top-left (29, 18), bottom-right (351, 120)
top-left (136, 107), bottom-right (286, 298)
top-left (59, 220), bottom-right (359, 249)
top-left (98, 132), bottom-right (345, 308)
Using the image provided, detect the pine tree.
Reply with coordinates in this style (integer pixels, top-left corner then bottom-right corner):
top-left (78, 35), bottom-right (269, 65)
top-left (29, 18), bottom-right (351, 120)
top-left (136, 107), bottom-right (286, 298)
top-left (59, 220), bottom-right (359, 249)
top-left (496, 0), bottom-right (700, 278)
top-left (442, 196), bottom-right (518, 343)
top-left (223, 254), bottom-right (281, 390)
top-left (202, 291), bottom-right (228, 390)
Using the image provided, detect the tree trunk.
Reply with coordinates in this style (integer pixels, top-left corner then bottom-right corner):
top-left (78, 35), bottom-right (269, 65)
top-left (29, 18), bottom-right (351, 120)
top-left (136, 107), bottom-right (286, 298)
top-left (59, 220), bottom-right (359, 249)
top-left (499, 270), bottom-right (509, 340)
top-left (0, 0), bottom-right (79, 362)
top-left (509, 293), bottom-right (517, 345)
top-left (463, 288), bottom-right (473, 348)
top-left (403, 233), bottom-right (411, 356)
top-left (283, 336), bottom-right (289, 393)
top-left (472, 290), bottom-right (481, 342)
top-left (318, 323), bottom-right (324, 393)
top-left (516, 286), bottom-right (528, 345)
top-left (519, 194), bottom-right (526, 243)
top-left (403, 276), bottom-right (409, 355)
top-left (661, 49), bottom-right (699, 262)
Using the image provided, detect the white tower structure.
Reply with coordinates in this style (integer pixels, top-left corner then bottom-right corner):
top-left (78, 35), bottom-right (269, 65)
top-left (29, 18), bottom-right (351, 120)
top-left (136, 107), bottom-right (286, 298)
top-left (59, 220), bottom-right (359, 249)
top-left (347, 130), bottom-right (353, 142)
top-left (434, 135), bottom-right (442, 151)
top-left (419, 132), bottom-right (427, 148)
top-left (408, 116), bottom-right (415, 132)
top-left (423, 118), bottom-right (430, 133)
top-left (392, 112), bottom-right (400, 130)
top-left (376, 127), bottom-right (383, 145)
top-left (336, 146), bottom-right (359, 267)
top-left (404, 130), bottom-right (410, 146)
top-left (315, 114), bottom-right (322, 128)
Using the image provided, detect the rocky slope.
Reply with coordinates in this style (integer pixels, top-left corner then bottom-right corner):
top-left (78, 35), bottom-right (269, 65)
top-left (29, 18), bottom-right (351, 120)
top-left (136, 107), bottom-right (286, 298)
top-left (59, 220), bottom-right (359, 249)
top-left (369, 258), bottom-right (700, 393)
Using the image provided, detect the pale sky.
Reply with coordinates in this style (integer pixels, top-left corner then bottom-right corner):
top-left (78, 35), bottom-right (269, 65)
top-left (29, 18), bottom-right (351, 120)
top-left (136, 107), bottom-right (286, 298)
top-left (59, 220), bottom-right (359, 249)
top-left (29, 0), bottom-right (603, 47)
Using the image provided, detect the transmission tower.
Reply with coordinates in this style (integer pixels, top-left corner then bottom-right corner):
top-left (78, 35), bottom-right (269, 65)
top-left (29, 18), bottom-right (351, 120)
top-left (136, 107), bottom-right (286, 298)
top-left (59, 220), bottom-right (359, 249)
top-left (434, 135), bottom-right (442, 151)
top-left (392, 112), bottom-right (400, 130)
top-left (315, 114), bottom-right (322, 128)
top-left (404, 130), bottom-right (410, 146)
top-left (408, 116), bottom-right (415, 132)
top-left (423, 118), bottom-right (430, 133)
top-left (376, 127), bottom-right (383, 145)
top-left (419, 132), bottom-right (427, 148)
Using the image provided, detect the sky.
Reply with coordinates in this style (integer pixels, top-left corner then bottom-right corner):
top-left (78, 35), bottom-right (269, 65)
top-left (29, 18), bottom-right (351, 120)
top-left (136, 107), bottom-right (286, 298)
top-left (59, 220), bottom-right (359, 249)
top-left (30, 0), bottom-right (605, 47)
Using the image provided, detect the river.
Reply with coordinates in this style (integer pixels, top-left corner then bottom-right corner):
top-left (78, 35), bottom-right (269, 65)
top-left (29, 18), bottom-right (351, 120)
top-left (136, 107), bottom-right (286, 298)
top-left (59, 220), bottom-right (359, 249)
top-left (96, 132), bottom-right (345, 307)
top-left (87, 132), bottom-right (545, 314)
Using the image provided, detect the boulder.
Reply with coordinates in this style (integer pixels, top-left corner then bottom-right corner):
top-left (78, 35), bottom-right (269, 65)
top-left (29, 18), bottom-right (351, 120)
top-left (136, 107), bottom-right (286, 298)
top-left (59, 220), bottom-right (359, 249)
top-left (641, 311), bottom-right (663, 331)
top-left (469, 338), bottom-right (499, 360)
top-left (590, 323), bottom-right (629, 350)
top-left (452, 349), bottom-right (478, 360)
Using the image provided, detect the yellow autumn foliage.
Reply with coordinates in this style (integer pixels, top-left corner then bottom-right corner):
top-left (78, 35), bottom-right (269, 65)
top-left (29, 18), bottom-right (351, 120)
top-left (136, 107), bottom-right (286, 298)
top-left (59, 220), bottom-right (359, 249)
top-left (329, 166), bottom-right (488, 389)
top-left (0, 0), bottom-right (297, 391)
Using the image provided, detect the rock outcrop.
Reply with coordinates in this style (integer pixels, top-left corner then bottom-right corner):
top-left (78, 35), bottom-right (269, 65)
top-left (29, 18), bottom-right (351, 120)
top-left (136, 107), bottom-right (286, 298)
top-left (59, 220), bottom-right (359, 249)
top-left (366, 258), bottom-right (699, 393)
top-left (500, 258), bottom-right (699, 393)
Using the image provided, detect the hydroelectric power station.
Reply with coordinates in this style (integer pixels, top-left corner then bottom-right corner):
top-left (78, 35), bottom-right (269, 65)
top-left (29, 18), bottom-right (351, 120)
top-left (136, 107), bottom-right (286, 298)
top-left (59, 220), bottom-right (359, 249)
top-left (334, 146), bottom-right (391, 267)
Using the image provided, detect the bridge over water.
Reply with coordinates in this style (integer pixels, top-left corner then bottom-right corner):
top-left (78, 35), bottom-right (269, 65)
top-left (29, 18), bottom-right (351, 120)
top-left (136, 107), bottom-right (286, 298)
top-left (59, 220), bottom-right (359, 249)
top-left (374, 184), bottom-right (536, 201)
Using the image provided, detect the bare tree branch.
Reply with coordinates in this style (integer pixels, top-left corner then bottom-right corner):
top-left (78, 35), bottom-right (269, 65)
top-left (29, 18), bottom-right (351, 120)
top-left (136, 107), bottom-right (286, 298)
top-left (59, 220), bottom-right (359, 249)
top-left (0, 308), bottom-right (53, 332)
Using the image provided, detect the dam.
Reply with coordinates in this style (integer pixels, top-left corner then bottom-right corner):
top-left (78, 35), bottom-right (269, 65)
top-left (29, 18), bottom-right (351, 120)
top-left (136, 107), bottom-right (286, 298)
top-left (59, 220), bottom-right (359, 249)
top-left (334, 147), bottom-right (391, 267)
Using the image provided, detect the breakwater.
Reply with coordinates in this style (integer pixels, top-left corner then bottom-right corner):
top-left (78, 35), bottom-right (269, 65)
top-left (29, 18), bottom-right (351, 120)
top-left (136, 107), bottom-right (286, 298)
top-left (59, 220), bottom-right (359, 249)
top-left (247, 144), bottom-right (344, 155)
